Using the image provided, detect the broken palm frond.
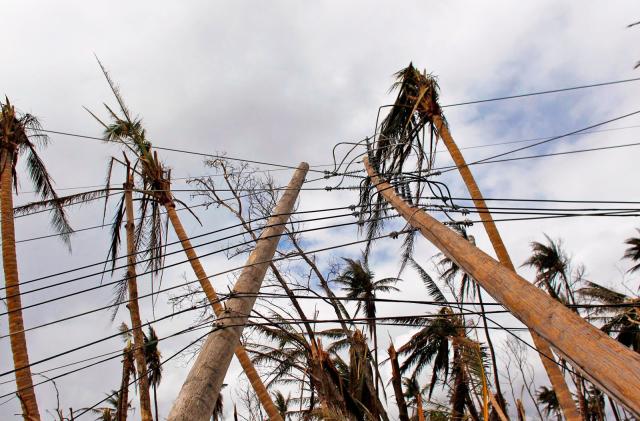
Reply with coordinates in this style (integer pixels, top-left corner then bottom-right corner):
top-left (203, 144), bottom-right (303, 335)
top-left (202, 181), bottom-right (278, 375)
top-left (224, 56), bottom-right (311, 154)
top-left (357, 64), bottom-right (456, 265)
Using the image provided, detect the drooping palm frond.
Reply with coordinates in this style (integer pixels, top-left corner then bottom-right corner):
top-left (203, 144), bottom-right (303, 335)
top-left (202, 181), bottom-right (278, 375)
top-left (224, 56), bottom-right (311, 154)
top-left (522, 234), bottom-right (572, 302)
top-left (410, 258), bottom-right (446, 304)
top-left (13, 188), bottom-right (115, 216)
top-left (358, 64), bottom-right (448, 259)
top-left (1, 98), bottom-right (75, 247)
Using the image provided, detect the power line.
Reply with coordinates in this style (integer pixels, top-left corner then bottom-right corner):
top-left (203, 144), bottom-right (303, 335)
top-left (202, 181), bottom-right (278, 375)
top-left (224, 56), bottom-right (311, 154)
top-left (441, 76), bottom-right (640, 108)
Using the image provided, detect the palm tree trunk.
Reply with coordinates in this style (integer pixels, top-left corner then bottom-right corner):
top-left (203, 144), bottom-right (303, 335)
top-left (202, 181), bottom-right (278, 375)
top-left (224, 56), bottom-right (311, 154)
top-left (364, 157), bottom-right (640, 417)
top-left (388, 344), bottom-right (410, 421)
top-left (1, 154), bottom-right (41, 421)
top-left (123, 175), bottom-right (153, 421)
top-left (433, 114), bottom-right (580, 421)
top-left (153, 384), bottom-right (159, 421)
top-left (162, 198), bottom-right (282, 420)
top-left (416, 392), bottom-right (426, 421)
top-left (118, 350), bottom-right (133, 421)
top-left (167, 163), bottom-right (308, 421)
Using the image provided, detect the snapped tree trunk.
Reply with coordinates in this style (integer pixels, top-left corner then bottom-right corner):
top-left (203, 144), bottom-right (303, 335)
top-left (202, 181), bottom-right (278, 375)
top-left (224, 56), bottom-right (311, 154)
top-left (364, 157), bottom-right (640, 417)
top-left (123, 175), bottom-right (153, 421)
top-left (388, 344), bottom-right (410, 421)
top-left (1, 153), bottom-right (41, 421)
top-left (167, 162), bottom-right (308, 421)
top-left (161, 191), bottom-right (284, 420)
top-left (433, 114), bottom-right (581, 421)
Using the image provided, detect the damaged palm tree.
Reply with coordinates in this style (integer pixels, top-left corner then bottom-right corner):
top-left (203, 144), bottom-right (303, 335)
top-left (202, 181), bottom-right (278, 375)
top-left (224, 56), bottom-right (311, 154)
top-left (359, 63), bottom-right (580, 420)
top-left (86, 59), bottom-right (282, 420)
top-left (0, 98), bottom-right (78, 421)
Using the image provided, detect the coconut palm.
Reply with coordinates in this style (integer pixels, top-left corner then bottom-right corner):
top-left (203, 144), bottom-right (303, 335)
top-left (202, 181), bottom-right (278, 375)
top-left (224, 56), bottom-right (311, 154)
top-left (144, 327), bottom-right (162, 421)
top-left (334, 255), bottom-right (400, 392)
top-left (536, 386), bottom-right (562, 421)
top-left (87, 59), bottom-right (281, 420)
top-left (522, 234), bottom-right (574, 303)
top-left (0, 98), bottom-right (79, 420)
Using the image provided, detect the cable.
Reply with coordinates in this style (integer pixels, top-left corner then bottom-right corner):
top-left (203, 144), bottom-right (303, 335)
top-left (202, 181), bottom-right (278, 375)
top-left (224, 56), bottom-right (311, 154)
top-left (440, 76), bottom-right (640, 108)
top-left (1, 205), bottom-right (394, 304)
top-left (440, 109), bottom-right (640, 174)
top-left (38, 128), bottom-right (329, 174)
top-left (10, 203), bottom-right (374, 287)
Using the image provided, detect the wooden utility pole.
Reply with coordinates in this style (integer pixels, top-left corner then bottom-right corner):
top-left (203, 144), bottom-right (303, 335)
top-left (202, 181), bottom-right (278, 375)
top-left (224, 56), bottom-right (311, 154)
top-left (167, 162), bottom-right (309, 421)
top-left (123, 168), bottom-right (154, 421)
top-left (364, 157), bottom-right (640, 417)
top-left (432, 114), bottom-right (582, 421)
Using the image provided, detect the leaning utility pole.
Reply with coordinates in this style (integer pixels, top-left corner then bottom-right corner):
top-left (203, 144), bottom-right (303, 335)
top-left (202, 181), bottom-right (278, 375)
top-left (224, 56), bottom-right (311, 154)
top-left (168, 162), bottom-right (309, 421)
top-left (364, 157), bottom-right (640, 417)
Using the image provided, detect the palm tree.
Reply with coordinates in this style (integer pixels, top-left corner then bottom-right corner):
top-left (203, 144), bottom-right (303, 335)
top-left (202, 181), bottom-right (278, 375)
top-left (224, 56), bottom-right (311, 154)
top-left (90, 391), bottom-right (128, 421)
top-left (536, 386), bottom-right (562, 421)
top-left (358, 63), bottom-right (580, 421)
top-left (522, 235), bottom-right (574, 303)
top-left (87, 59), bottom-right (281, 420)
top-left (396, 307), bottom-right (479, 419)
top-left (144, 327), bottom-right (162, 421)
top-left (334, 255), bottom-right (400, 392)
top-left (272, 391), bottom-right (291, 419)
top-left (0, 98), bottom-right (77, 420)
top-left (623, 229), bottom-right (640, 273)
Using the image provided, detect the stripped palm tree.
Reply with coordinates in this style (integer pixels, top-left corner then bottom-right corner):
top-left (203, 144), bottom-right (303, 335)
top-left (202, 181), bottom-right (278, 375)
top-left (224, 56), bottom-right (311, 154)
top-left (0, 98), bottom-right (79, 420)
top-left (358, 63), bottom-right (580, 420)
top-left (86, 59), bottom-right (281, 420)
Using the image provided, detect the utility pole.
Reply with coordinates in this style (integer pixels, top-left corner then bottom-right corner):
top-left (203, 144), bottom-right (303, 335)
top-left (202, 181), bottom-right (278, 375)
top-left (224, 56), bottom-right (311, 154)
top-left (168, 162), bottom-right (309, 421)
top-left (364, 157), bottom-right (640, 417)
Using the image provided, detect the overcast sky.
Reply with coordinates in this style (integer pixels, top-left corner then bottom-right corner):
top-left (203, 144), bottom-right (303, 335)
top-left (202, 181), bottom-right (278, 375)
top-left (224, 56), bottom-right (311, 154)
top-left (2, 1), bottom-right (640, 420)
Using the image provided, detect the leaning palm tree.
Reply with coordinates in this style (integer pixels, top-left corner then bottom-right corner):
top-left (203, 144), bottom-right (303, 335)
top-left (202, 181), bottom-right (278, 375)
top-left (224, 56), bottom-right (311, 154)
top-left (87, 59), bottom-right (281, 420)
top-left (358, 63), bottom-right (580, 420)
top-left (144, 327), bottom-right (163, 421)
top-left (0, 98), bottom-right (77, 420)
top-left (334, 255), bottom-right (400, 392)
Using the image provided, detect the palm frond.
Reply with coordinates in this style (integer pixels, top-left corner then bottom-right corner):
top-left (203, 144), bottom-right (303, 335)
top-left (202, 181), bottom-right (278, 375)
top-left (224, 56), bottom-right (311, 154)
top-left (410, 258), bottom-right (447, 303)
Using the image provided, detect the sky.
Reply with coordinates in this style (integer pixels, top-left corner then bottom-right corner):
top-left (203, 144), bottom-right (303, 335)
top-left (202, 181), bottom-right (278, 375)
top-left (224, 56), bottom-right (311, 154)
top-left (2, 1), bottom-right (640, 419)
